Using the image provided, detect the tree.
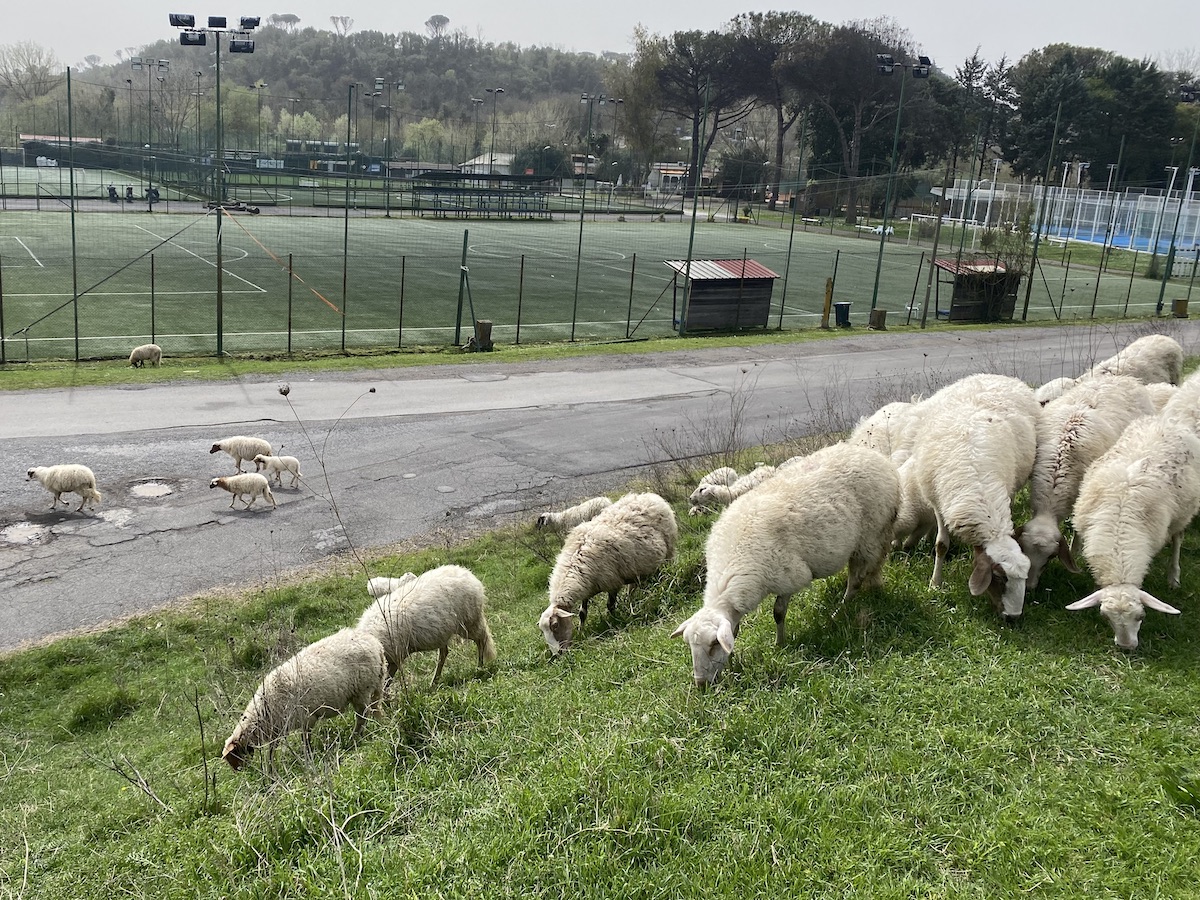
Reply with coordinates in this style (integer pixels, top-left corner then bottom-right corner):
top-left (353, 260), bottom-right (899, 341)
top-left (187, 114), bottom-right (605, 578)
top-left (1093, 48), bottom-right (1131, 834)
top-left (329, 16), bottom-right (354, 38)
top-left (425, 15), bottom-right (450, 41)
top-left (0, 41), bottom-right (62, 103)
top-left (268, 14), bottom-right (301, 33)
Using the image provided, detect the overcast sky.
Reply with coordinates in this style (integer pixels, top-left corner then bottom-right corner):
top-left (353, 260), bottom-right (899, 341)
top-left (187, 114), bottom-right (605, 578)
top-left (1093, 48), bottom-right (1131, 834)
top-left (11, 1), bottom-right (1196, 76)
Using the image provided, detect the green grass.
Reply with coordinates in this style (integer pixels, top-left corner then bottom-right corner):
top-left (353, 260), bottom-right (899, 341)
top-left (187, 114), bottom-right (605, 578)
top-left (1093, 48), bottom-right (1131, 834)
top-left (3, 456), bottom-right (1200, 898)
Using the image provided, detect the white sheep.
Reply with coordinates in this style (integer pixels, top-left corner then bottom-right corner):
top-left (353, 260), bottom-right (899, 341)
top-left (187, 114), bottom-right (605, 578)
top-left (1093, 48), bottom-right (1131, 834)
top-left (1067, 413), bottom-right (1200, 649)
top-left (687, 465), bottom-right (777, 515)
top-left (356, 564), bottom-right (497, 685)
top-left (367, 573), bottom-right (417, 598)
top-left (847, 399), bottom-right (919, 457)
top-left (892, 453), bottom-right (936, 551)
top-left (910, 373), bottom-right (1038, 619)
top-left (128, 343), bottom-right (162, 367)
top-left (671, 443), bottom-right (900, 687)
top-left (1144, 382), bottom-right (1178, 411)
top-left (26, 464), bottom-right (102, 512)
top-left (221, 628), bottom-right (387, 770)
top-left (1033, 376), bottom-right (1076, 406)
top-left (210, 435), bottom-right (273, 473)
top-left (1018, 375), bottom-right (1154, 590)
top-left (253, 453), bottom-right (302, 488)
top-left (534, 496), bottom-right (613, 533)
top-left (210, 473), bottom-right (277, 509)
top-left (1087, 333), bottom-right (1183, 386)
top-left (538, 492), bottom-right (678, 654)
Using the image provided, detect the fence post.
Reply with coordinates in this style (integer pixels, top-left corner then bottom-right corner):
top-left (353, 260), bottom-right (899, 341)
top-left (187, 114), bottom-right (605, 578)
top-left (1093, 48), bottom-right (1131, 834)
top-left (151, 253), bottom-right (156, 344)
top-left (1125, 250), bottom-right (1137, 316)
top-left (626, 253), bottom-right (637, 339)
top-left (454, 229), bottom-right (469, 346)
top-left (0, 252), bottom-right (5, 364)
top-left (287, 253), bottom-right (294, 356)
top-left (516, 254), bottom-right (524, 345)
top-left (398, 256), bottom-right (405, 349)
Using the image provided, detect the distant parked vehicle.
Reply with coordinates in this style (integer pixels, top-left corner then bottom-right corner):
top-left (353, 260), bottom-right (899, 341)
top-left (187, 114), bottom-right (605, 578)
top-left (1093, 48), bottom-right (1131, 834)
top-left (205, 199), bottom-right (260, 214)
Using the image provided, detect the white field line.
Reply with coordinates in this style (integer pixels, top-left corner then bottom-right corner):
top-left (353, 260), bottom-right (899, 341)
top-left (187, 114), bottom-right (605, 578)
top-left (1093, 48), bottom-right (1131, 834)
top-left (8, 236), bottom-right (44, 267)
top-left (133, 222), bottom-right (267, 293)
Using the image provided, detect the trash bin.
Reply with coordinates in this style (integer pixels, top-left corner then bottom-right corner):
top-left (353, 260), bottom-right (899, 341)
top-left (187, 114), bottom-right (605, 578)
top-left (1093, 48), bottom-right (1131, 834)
top-left (833, 301), bottom-right (852, 328)
top-left (1173, 298), bottom-right (1189, 319)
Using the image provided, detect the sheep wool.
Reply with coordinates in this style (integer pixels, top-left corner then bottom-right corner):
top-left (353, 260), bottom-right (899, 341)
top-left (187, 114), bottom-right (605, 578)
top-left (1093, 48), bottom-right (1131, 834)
top-left (222, 628), bottom-right (387, 770)
top-left (1087, 333), bottom-right (1183, 386)
top-left (210, 435), bottom-right (273, 473)
top-left (26, 464), bottom-right (102, 512)
top-left (688, 465), bottom-right (776, 514)
top-left (535, 496), bottom-right (614, 533)
top-left (254, 453), bottom-right (302, 487)
top-left (210, 473), bottom-right (276, 509)
top-left (1068, 414), bottom-right (1199, 650)
top-left (848, 399), bottom-right (919, 458)
top-left (367, 573), bottom-right (417, 598)
top-left (672, 443), bottom-right (899, 687)
top-left (128, 343), bottom-right (162, 367)
top-left (539, 492), bottom-right (678, 654)
top-left (356, 564), bottom-right (496, 685)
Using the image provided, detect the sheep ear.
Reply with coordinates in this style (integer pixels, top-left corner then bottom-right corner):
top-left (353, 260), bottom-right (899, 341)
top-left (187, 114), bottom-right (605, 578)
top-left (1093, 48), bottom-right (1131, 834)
top-left (552, 608), bottom-right (576, 621)
top-left (1140, 591), bottom-right (1181, 615)
top-left (716, 617), bottom-right (736, 653)
top-left (968, 548), bottom-right (994, 596)
top-left (670, 619), bottom-right (690, 639)
top-left (1066, 591), bottom-right (1103, 611)
top-left (1057, 536), bottom-right (1081, 573)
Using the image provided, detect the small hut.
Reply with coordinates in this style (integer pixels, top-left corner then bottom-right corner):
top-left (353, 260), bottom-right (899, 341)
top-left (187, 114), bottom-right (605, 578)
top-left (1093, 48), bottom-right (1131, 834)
top-left (933, 258), bottom-right (1023, 323)
top-left (665, 258), bottom-right (780, 332)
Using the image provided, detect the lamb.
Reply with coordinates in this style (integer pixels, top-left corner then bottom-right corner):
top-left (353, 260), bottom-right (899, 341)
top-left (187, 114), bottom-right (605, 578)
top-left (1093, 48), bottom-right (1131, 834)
top-left (671, 443), bottom-right (900, 687)
top-left (1086, 333), bottom-right (1182, 386)
top-left (210, 473), bottom-right (277, 509)
top-left (367, 573), bottom-right (417, 598)
top-left (1066, 412), bottom-right (1200, 649)
top-left (534, 496), bottom-right (613, 533)
top-left (687, 465), bottom-right (776, 515)
top-left (1018, 375), bottom-right (1155, 590)
top-left (847, 399), bottom-right (919, 457)
top-left (253, 453), bottom-right (302, 488)
top-left (538, 492), bottom-right (678, 654)
top-left (209, 435), bottom-right (273, 473)
top-left (128, 343), bottom-right (162, 367)
top-left (909, 373), bottom-right (1039, 619)
top-left (221, 628), bottom-right (387, 770)
top-left (26, 464), bottom-right (102, 512)
top-left (356, 564), bottom-right (496, 685)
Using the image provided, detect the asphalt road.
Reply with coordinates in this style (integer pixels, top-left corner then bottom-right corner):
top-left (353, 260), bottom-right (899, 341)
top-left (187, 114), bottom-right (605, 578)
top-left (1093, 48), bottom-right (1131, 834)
top-left (4, 320), bottom-right (1198, 652)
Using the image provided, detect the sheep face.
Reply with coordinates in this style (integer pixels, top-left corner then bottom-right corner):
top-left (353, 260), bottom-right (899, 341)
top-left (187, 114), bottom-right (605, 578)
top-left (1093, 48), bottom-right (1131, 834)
top-left (26, 468), bottom-right (38, 480)
top-left (253, 454), bottom-right (269, 472)
top-left (1016, 519), bottom-right (1079, 591)
top-left (671, 609), bottom-right (736, 688)
top-left (221, 737), bottom-right (253, 770)
top-left (538, 604), bottom-right (576, 655)
top-left (209, 478), bottom-right (223, 490)
top-left (209, 444), bottom-right (222, 454)
top-left (970, 541), bottom-right (1031, 620)
top-left (535, 513), bottom-right (551, 529)
top-left (1066, 585), bottom-right (1180, 651)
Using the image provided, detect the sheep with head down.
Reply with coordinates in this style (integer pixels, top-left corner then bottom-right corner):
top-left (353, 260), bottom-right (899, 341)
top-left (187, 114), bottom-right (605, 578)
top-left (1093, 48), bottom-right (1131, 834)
top-left (210, 436), bottom-right (273, 473)
top-left (26, 464), bottom-right (102, 512)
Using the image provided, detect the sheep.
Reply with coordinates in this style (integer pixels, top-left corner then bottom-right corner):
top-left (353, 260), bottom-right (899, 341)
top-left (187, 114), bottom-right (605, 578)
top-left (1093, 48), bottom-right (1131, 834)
top-left (1034, 376), bottom-right (1076, 406)
top-left (210, 473), bottom-right (276, 509)
top-left (909, 373), bottom-right (1039, 620)
top-left (26, 464), bottom-right (102, 512)
top-left (892, 454), bottom-right (936, 551)
top-left (534, 496), bottom-right (613, 533)
top-left (1086, 333), bottom-right (1182, 386)
top-left (1144, 382), bottom-right (1178, 411)
top-left (367, 573), bottom-right (417, 598)
top-left (128, 343), bottom-right (162, 368)
top-left (253, 453), bottom-right (302, 488)
top-left (1018, 375), bottom-right (1155, 590)
top-left (687, 465), bottom-right (777, 515)
top-left (356, 564), bottom-right (496, 685)
top-left (1066, 413), bottom-right (1200, 650)
top-left (209, 436), bottom-right (273, 473)
top-left (671, 443), bottom-right (900, 688)
top-left (221, 628), bottom-right (387, 770)
top-left (538, 492), bottom-right (678, 654)
top-left (847, 399), bottom-right (919, 457)
top-left (686, 465), bottom-right (739, 514)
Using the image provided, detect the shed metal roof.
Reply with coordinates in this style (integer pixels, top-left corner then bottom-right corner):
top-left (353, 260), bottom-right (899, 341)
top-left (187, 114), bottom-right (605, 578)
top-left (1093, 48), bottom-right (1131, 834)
top-left (933, 257), bottom-right (1008, 276)
top-left (664, 259), bottom-right (780, 281)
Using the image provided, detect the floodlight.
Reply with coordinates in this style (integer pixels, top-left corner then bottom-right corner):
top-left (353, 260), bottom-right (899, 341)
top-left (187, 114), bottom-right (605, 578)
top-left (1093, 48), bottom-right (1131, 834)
top-left (239, 17), bottom-right (260, 29)
top-left (179, 31), bottom-right (206, 46)
top-left (876, 54), bottom-right (894, 76)
top-left (228, 37), bottom-right (255, 53)
top-left (1182, 84), bottom-right (1198, 103)
top-left (913, 55), bottom-right (932, 78)
top-left (208, 16), bottom-right (226, 27)
top-left (168, 13), bottom-right (195, 27)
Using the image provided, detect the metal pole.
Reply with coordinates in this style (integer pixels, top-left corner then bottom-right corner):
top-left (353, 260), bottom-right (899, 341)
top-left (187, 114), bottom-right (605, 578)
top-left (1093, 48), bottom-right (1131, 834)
top-left (341, 83), bottom-right (353, 352)
top-left (778, 140), bottom-right (804, 330)
top-left (454, 230), bottom-right (469, 345)
top-left (516, 254), bottom-right (525, 345)
top-left (679, 80), bottom-right (710, 336)
top-left (625, 253), bottom-right (637, 339)
top-left (1157, 115), bottom-right (1199, 314)
top-left (151, 254), bottom-right (156, 343)
top-left (1022, 102), bottom-right (1062, 321)
top-left (920, 162), bottom-right (953, 328)
top-left (287, 253), bottom-right (293, 355)
top-left (570, 95), bottom-right (594, 341)
top-left (67, 68), bottom-right (80, 361)
top-left (870, 71), bottom-right (907, 311)
top-left (398, 255), bottom-right (405, 348)
top-left (215, 35), bottom-right (224, 355)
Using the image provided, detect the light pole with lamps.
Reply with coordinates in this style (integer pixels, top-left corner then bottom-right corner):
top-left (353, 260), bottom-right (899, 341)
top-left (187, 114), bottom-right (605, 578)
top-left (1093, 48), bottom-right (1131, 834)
top-left (170, 13), bottom-right (260, 357)
top-left (250, 80), bottom-right (267, 155)
top-left (485, 87), bottom-right (504, 177)
top-left (1156, 99), bottom-right (1199, 314)
top-left (376, 78), bottom-right (402, 217)
top-left (470, 97), bottom-right (483, 159)
top-left (131, 57), bottom-right (169, 193)
top-left (571, 92), bottom-right (608, 340)
top-left (869, 53), bottom-right (931, 313)
top-left (125, 78), bottom-right (134, 164)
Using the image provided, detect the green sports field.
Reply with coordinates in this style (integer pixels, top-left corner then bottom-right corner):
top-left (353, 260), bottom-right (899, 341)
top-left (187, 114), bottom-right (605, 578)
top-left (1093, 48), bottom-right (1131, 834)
top-left (0, 207), bottom-right (1178, 361)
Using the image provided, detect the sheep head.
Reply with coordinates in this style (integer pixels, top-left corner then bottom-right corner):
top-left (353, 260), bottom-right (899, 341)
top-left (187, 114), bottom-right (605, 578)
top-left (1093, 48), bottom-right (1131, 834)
top-left (221, 736), bottom-right (253, 770)
top-left (26, 467), bottom-right (40, 481)
top-left (1015, 518), bottom-right (1080, 592)
top-left (1066, 584), bottom-right (1180, 651)
top-left (209, 478), bottom-right (226, 490)
top-left (970, 539), bottom-right (1031, 621)
top-left (671, 608), bottom-right (736, 688)
top-left (209, 443), bottom-right (222, 454)
top-left (538, 603), bottom-right (576, 655)
top-left (535, 513), bottom-right (551, 529)
top-left (253, 454), bottom-right (270, 471)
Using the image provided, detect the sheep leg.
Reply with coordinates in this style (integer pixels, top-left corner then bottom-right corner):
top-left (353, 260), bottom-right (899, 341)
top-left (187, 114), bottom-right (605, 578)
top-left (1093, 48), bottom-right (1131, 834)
top-left (1169, 532), bottom-right (1184, 589)
top-left (228, 494), bottom-right (237, 509)
top-left (244, 494), bottom-right (256, 509)
top-left (77, 495), bottom-right (86, 512)
top-left (930, 512), bottom-right (950, 589)
top-left (579, 598), bottom-right (590, 626)
top-left (607, 590), bottom-right (619, 616)
top-left (431, 646), bottom-right (449, 687)
top-left (50, 493), bottom-right (60, 510)
top-left (773, 594), bottom-right (792, 647)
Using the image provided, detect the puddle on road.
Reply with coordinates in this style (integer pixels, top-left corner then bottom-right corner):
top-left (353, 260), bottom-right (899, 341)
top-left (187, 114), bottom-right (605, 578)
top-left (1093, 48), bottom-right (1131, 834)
top-left (1, 522), bottom-right (50, 546)
top-left (131, 481), bottom-right (174, 499)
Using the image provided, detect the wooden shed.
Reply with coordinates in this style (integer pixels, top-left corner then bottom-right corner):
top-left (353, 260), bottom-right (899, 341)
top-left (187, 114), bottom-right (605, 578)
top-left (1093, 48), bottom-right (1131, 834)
top-left (933, 258), bottom-right (1023, 323)
top-left (666, 258), bottom-right (780, 332)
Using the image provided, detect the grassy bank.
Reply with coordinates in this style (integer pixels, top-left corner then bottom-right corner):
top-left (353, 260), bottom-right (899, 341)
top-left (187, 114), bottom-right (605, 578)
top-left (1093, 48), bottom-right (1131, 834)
top-left (3, 455), bottom-right (1200, 898)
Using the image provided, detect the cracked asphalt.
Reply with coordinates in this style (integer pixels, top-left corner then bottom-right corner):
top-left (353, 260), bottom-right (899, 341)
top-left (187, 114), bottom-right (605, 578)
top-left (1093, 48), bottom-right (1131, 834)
top-left (4, 320), bottom-right (1197, 652)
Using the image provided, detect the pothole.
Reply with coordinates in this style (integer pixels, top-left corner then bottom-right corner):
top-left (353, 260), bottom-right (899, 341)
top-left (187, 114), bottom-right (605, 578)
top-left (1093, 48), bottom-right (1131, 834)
top-left (1, 522), bottom-right (51, 546)
top-left (131, 481), bottom-right (174, 499)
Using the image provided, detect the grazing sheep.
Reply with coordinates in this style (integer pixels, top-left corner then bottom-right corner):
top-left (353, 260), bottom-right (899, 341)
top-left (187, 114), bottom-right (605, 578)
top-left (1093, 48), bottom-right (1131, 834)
top-left (535, 496), bottom-right (613, 533)
top-left (210, 473), bottom-right (276, 509)
top-left (367, 573), bottom-right (417, 598)
top-left (209, 436), bottom-right (273, 473)
top-left (1087, 333), bottom-right (1183, 386)
top-left (1067, 413), bottom-right (1200, 649)
top-left (848, 399), bottom-right (919, 457)
top-left (356, 564), bottom-right (496, 685)
top-left (671, 443), bottom-right (900, 687)
top-left (1034, 376), bottom-right (1076, 406)
top-left (253, 453), bottom-right (302, 488)
top-left (910, 374), bottom-right (1039, 619)
top-left (1018, 375), bottom-right (1154, 590)
top-left (26, 464), bottom-right (102, 512)
top-left (687, 465), bottom-right (777, 515)
top-left (128, 343), bottom-right (162, 367)
top-left (222, 628), bottom-right (387, 770)
top-left (892, 454), bottom-right (936, 551)
top-left (538, 492), bottom-right (678, 654)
